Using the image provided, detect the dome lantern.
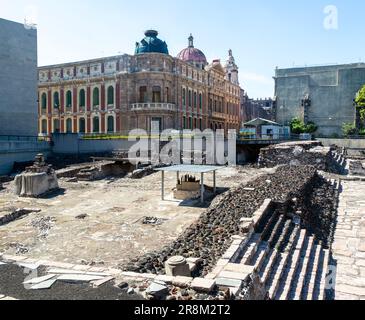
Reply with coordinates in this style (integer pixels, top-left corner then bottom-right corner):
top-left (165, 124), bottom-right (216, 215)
top-left (135, 30), bottom-right (169, 55)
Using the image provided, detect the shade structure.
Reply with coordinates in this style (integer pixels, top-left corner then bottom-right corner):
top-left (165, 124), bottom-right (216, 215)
top-left (155, 165), bottom-right (224, 204)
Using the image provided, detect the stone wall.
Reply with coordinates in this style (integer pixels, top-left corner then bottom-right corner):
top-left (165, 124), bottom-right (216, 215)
top-left (318, 138), bottom-right (365, 149)
top-left (258, 141), bottom-right (343, 174)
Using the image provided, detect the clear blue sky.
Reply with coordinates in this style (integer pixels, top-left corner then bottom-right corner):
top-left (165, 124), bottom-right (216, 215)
top-left (0, 0), bottom-right (362, 98)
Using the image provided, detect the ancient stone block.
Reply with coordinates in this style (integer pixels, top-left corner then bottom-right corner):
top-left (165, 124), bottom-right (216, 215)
top-left (165, 256), bottom-right (191, 277)
top-left (190, 278), bottom-right (216, 293)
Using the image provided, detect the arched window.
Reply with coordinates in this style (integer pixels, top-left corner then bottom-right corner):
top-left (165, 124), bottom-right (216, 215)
top-left (79, 118), bottom-right (86, 133)
top-left (66, 118), bottom-right (72, 133)
top-left (183, 117), bottom-right (186, 129)
top-left (139, 86), bottom-right (147, 103)
top-left (199, 93), bottom-right (202, 109)
top-left (53, 92), bottom-right (60, 108)
top-left (66, 90), bottom-right (72, 108)
top-left (188, 90), bottom-right (192, 107)
top-left (107, 116), bottom-right (114, 133)
top-left (79, 89), bottom-right (86, 107)
top-left (93, 87), bottom-right (100, 107)
top-left (107, 86), bottom-right (114, 105)
top-left (152, 86), bottom-right (161, 103)
top-left (93, 117), bottom-right (100, 133)
top-left (41, 119), bottom-right (48, 134)
top-left (194, 92), bottom-right (197, 108)
top-left (53, 119), bottom-right (60, 133)
top-left (182, 88), bottom-right (186, 106)
top-left (41, 93), bottom-right (47, 109)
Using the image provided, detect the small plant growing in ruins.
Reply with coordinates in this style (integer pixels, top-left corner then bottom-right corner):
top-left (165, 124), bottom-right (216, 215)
top-left (342, 122), bottom-right (357, 137)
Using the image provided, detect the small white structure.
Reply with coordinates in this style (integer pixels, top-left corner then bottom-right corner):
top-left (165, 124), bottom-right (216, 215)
top-left (242, 118), bottom-right (290, 140)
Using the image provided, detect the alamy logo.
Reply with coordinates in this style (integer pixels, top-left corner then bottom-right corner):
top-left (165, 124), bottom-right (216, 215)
top-left (128, 128), bottom-right (237, 166)
top-left (323, 5), bottom-right (338, 30)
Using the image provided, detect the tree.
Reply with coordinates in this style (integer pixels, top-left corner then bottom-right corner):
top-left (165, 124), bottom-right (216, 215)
top-left (290, 118), bottom-right (318, 134)
top-left (355, 85), bottom-right (365, 121)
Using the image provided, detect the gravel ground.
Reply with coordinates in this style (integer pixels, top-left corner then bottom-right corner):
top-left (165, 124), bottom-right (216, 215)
top-left (125, 165), bottom-right (319, 276)
top-left (0, 264), bottom-right (144, 300)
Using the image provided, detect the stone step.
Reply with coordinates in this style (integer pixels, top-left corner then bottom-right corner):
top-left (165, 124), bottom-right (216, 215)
top-left (287, 235), bottom-right (314, 300)
top-left (275, 229), bottom-right (307, 300)
top-left (250, 242), bottom-right (269, 270)
top-left (270, 226), bottom-right (301, 300)
top-left (291, 236), bottom-right (316, 300)
top-left (238, 233), bottom-right (261, 265)
top-left (275, 220), bottom-right (293, 252)
top-left (318, 249), bottom-right (330, 300)
top-left (309, 247), bottom-right (330, 301)
top-left (267, 253), bottom-right (289, 299)
top-left (267, 214), bottom-right (286, 249)
top-left (301, 243), bottom-right (322, 300)
top-left (260, 210), bottom-right (280, 240)
top-left (255, 215), bottom-right (286, 277)
top-left (259, 249), bottom-right (279, 284)
top-left (259, 217), bottom-right (289, 283)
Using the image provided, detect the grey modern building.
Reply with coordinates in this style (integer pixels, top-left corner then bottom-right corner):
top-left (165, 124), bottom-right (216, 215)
top-left (274, 63), bottom-right (365, 136)
top-left (0, 18), bottom-right (50, 175)
top-left (0, 18), bottom-right (38, 136)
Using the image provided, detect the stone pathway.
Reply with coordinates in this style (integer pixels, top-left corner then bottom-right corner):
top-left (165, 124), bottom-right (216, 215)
top-left (332, 180), bottom-right (365, 300)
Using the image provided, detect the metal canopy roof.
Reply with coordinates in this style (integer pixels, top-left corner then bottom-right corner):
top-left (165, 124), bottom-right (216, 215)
top-left (155, 165), bottom-right (223, 173)
top-left (243, 118), bottom-right (281, 127)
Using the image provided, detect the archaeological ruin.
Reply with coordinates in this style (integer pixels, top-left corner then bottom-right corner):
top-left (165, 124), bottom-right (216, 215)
top-left (0, 139), bottom-right (365, 301)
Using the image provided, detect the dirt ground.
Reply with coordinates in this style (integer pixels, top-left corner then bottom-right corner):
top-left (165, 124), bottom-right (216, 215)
top-left (0, 166), bottom-right (269, 268)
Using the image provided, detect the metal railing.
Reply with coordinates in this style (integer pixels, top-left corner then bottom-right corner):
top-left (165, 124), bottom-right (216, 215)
top-left (237, 133), bottom-right (305, 142)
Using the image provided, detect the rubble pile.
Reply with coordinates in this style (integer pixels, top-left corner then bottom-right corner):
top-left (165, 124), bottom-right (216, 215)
top-left (29, 216), bottom-right (57, 239)
top-left (258, 141), bottom-right (343, 174)
top-left (124, 165), bottom-right (318, 276)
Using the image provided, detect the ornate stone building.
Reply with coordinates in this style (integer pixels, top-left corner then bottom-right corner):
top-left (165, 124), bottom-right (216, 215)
top-left (38, 30), bottom-right (241, 136)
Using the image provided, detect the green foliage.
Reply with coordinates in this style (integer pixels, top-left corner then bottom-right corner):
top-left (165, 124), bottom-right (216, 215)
top-left (290, 118), bottom-right (318, 134)
top-left (342, 123), bottom-right (357, 137)
top-left (359, 128), bottom-right (365, 136)
top-left (355, 85), bottom-right (365, 108)
top-left (355, 85), bottom-right (365, 121)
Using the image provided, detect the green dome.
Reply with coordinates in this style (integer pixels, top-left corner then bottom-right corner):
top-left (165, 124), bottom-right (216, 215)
top-left (135, 30), bottom-right (169, 55)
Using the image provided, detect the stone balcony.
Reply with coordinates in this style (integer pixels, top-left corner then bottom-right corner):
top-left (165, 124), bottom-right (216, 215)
top-left (130, 103), bottom-right (177, 112)
top-left (212, 112), bottom-right (227, 120)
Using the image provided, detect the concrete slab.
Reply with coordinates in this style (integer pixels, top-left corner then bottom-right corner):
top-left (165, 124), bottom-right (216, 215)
top-left (23, 274), bottom-right (57, 285)
top-left (17, 262), bottom-right (40, 270)
top-left (91, 276), bottom-right (115, 288)
top-left (30, 279), bottom-right (58, 290)
top-left (57, 274), bottom-right (105, 283)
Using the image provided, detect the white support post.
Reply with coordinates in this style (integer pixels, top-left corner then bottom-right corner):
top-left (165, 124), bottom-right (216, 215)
top-left (213, 170), bottom-right (216, 194)
top-left (201, 172), bottom-right (204, 204)
top-left (161, 171), bottom-right (165, 200)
